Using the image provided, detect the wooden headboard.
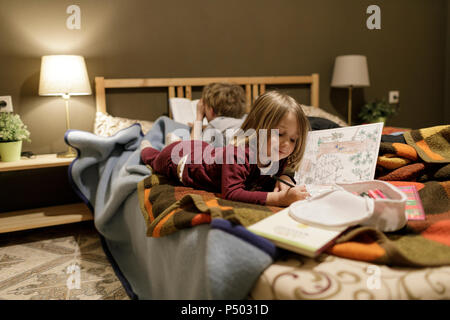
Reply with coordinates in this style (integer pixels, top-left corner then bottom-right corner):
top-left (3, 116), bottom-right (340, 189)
top-left (95, 74), bottom-right (319, 116)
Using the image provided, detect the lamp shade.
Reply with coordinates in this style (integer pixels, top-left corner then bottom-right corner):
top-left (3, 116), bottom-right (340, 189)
top-left (331, 55), bottom-right (370, 88)
top-left (39, 55), bottom-right (92, 96)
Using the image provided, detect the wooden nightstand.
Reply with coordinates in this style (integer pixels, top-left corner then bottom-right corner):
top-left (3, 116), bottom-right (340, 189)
top-left (0, 154), bottom-right (93, 233)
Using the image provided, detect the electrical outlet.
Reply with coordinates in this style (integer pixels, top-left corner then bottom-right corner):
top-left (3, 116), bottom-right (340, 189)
top-left (0, 96), bottom-right (13, 112)
top-left (389, 91), bottom-right (400, 104)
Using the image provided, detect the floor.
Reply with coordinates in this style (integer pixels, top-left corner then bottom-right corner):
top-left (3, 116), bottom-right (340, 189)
top-left (0, 221), bottom-right (129, 300)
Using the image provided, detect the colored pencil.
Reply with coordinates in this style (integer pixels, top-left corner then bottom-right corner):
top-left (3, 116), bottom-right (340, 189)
top-left (272, 176), bottom-right (296, 188)
top-left (367, 190), bottom-right (379, 199)
top-left (374, 189), bottom-right (387, 199)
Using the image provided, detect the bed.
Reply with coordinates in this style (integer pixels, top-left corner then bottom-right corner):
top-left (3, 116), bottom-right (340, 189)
top-left (66, 74), bottom-right (450, 300)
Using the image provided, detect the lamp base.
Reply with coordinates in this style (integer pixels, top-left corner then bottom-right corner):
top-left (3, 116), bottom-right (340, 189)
top-left (347, 86), bottom-right (353, 126)
top-left (57, 147), bottom-right (77, 158)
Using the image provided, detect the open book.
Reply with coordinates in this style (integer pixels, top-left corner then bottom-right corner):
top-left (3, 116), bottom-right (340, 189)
top-left (169, 98), bottom-right (208, 127)
top-left (247, 208), bottom-right (347, 257)
top-left (294, 123), bottom-right (384, 197)
top-left (248, 123), bottom-right (384, 257)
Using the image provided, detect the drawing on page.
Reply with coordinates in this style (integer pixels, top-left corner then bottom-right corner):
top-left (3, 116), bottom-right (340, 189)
top-left (295, 123), bottom-right (383, 187)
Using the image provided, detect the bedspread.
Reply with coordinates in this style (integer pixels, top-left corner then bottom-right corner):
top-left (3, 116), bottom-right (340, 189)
top-left (66, 124), bottom-right (274, 299)
top-left (331, 126), bottom-right (450, 266)
top-left (250, 254), bottom-right (450, 300)
top-left (66, 122), bottom-right (450, 300)
top-left (138, 125), bottom-right (450, 268)
top-left (140, 171), bottom-right (450, 268)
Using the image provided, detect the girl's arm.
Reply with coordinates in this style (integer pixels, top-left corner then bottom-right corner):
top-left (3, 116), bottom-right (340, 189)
top-left (221, 163), bottom-right (269, 205)
top-left (221, 157), bottom-right (309, 206)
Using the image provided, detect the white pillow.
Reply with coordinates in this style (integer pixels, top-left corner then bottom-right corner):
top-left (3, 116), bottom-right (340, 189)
top-left (301, 105), bottom-right (348, 127)
top-left (93, 112), bottom-right (154, 137)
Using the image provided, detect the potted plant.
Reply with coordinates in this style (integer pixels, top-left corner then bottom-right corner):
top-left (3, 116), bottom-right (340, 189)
top-left (358, 99), bottom-right (398, 124)
top-left (0, 112), bottom-right (31, 162)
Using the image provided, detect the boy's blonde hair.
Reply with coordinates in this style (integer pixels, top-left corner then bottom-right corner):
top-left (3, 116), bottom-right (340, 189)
top-left (201, 83), bottom-right (246, 118)
top-left (240, 91), bottom-right (310, 170)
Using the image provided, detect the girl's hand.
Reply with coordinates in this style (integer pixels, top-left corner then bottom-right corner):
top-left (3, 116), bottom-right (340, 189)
top-left (273, 175), bottom-right (297, 192)
top-left (282, 186), bottom-right (309, 206)
top-left (266, 186), bottom-right (310, 207)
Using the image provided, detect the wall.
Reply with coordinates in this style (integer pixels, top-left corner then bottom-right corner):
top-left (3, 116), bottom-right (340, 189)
top-left (0, 0), bottom-right (447, 154)
top-left (446, 0), bottom-right (450, 124)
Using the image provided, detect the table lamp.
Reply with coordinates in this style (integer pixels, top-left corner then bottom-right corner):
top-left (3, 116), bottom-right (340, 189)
top-left (39, 55), bottom-right (92, 158)
top-left (331, 55), bottom-right (370, 125)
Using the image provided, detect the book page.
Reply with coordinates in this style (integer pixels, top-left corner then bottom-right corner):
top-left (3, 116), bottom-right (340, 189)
top-left (247, 209), bottom-right (346, 257)
top-left (295, 123), bottom-right (383, 191)
top-left (169, 98), bottom-right (195, 126)
top-left (169, 98), bottom-right (208, 126)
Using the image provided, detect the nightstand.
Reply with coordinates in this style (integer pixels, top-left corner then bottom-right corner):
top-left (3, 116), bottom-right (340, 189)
top-left (0, 154), bottom-right (93, 233)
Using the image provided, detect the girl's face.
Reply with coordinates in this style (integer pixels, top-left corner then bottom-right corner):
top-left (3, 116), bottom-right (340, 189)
top-left (266, 111), bottom-right (299, 161)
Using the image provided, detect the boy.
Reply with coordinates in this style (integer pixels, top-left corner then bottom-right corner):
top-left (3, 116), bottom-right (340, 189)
top-left (143, 82), bottom-right (247, 150)
top-left (189, 82), bottom-right (247, 147)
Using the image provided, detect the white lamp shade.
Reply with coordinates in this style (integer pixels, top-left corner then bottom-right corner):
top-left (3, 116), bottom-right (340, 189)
top-left (331, 55), bottom-right (370, 88)
top-left (39, 55), bottom-right (92, 96)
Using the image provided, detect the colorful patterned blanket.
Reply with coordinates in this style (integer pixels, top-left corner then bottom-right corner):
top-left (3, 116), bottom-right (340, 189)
top-left (330, 125), bottom-right (449, 267)
top-left (137, 173), bottom-right (283, 237)
top-left (138, 125), bottom-right (450, 268)
top-left (328, 180), bottom-right (450, 267)
top-left (376, 125), bottom-right (450, 181)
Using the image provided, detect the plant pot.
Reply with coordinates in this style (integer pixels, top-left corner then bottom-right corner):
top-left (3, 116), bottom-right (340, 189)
top-left (0, 140), bottom-right (22, 162)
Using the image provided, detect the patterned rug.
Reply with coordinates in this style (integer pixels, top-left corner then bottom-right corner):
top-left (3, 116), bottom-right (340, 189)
top-left (0, 221), bottom-right (129, 300)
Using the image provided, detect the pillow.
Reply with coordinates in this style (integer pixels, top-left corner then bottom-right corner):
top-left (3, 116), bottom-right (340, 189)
top-left (93, 112), bottom-right (154, 137)
top-left (307, 116), bottom-right (341, 130)
top-left (301, 105), bottom-right (348, 127)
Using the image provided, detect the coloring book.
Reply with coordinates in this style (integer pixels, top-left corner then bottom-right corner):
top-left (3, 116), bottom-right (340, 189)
top-left (247, 208), bottom-right (347, 257)
top-left (294, 123), bottom-right (384, 195)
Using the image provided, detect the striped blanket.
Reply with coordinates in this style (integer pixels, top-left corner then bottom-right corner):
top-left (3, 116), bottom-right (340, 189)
top-left (137, 174), bottom-right (283, 238)
top-left (376, 125), bottom-right (450, 181)
top-left (138, 125), bottom-right (450, 267)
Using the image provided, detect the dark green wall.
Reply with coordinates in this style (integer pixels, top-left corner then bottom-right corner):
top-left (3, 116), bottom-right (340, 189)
top-left (446, 0), bottom-right (450, 124)
top-left (0, 0), bottom-right (447, 154)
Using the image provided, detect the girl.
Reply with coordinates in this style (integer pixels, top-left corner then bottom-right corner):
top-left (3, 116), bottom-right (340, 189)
top-left (141, 91), bottom-right (310, 207)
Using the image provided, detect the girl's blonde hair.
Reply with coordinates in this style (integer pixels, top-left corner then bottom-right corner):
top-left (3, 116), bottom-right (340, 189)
top-left (239, 91), bottom-right (310, 170)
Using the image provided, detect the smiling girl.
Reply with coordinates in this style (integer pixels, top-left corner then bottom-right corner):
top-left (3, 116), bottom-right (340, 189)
top-left (141, 91), bottom-right (310, 207)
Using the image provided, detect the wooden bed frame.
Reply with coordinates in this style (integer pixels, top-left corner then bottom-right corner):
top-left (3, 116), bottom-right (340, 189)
top-left (95, 74), bottom-right (320, 116)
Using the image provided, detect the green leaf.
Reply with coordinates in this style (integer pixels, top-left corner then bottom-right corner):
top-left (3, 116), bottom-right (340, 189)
top-left (0, 112), bottom-right (31, 142)
top-left (358, 99), bottom-right (398, 123)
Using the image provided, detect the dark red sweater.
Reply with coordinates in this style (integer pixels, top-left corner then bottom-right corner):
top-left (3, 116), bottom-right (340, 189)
top-left (178, 143), bottom-right (289, 205)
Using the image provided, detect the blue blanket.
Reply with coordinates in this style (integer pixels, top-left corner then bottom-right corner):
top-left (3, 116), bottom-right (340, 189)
top-left (65, 116), bottom-right (273, 299)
